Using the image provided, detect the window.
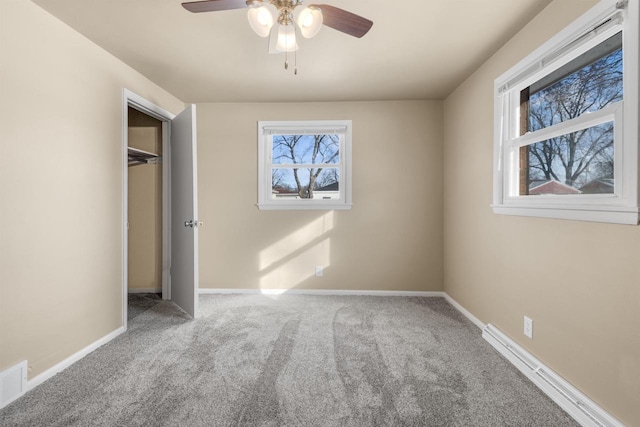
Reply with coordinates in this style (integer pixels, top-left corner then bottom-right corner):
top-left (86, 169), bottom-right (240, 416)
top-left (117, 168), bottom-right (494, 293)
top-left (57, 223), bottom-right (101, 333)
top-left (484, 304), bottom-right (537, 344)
top-left (257, 120), bottom-right (352, 210)
top-left (493, 0), bottom-right (638, 224)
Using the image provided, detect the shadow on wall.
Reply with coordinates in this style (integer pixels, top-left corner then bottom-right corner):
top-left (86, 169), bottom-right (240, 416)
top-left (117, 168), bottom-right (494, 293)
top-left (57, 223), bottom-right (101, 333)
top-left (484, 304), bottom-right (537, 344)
top-left (258, 211), bottom-right (335, 294)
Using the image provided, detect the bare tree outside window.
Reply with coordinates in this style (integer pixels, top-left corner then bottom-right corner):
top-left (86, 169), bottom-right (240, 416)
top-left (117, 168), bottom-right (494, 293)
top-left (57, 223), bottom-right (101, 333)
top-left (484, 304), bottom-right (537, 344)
top-left (272, 134), bottom-right (340, 199)
top-left (271, 169), bottom-right (287, 190)
top-left (315, 168), bottom-right (340, 190)
top-left (523, 33), bottom-right (622, 194)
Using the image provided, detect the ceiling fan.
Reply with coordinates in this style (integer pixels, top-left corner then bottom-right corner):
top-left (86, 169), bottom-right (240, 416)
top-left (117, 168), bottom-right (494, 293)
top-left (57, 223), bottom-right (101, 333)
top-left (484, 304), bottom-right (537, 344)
top-left (181, 0), bottom-right (373, 72)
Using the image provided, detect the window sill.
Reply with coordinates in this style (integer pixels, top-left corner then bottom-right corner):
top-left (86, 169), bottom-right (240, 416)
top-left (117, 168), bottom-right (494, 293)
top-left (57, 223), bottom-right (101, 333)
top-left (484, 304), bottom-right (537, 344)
top-left (257, 203), bottom-right (353, 211)
top-left (491, 204), bottom-right (639, 225)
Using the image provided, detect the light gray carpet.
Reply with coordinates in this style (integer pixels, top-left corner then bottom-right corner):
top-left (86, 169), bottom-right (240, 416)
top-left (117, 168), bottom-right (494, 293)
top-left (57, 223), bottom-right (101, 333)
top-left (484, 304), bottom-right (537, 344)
top-left (0, 295), bottom-right (578, 426)
top-left (127, 293), bottom-right (162, 321)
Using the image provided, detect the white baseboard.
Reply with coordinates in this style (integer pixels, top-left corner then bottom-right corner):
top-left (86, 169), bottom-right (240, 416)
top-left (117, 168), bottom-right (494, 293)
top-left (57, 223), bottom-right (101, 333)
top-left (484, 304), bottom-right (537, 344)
top-left (482, 324), bottom-right (623, 427)
top-left (26, 326), bottom-right (125, 391)
top-left (442, 293), bottom-right (486, 329)
top-left (0, 360), bottom-right (28, 410)
top-left (199, 288), bottom-right (445, 297)
top-left (127, 288), bottom-right (161, 294)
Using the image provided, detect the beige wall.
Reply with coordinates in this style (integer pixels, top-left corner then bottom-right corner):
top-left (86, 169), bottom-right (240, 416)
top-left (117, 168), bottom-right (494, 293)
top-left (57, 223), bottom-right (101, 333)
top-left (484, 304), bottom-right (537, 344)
top-left (0, 0), bottom-right (183, 379)
top-left (128, 110), bottom-right (163, 291)
top-left (3, 0), bottom-right (635, 424)
top-left (197, 101), bottom-right (443, 293)
top-left (443, 0), bottom-right (640, 425)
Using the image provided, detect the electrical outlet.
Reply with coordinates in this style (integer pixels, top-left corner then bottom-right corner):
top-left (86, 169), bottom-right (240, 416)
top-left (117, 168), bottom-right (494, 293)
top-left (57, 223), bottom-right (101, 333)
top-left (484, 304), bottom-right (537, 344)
top-left (315, 265), bottom-right (323, 277)
top-left (524, 316), bottom-right (533, 339)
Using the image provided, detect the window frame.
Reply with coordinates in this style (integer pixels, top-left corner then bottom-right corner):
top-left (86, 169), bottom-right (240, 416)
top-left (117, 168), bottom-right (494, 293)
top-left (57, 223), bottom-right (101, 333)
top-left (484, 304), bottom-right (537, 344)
top-left (257, 120), bottom-right (353, 210)
top-left (492, 0), bottom-right (639, 224)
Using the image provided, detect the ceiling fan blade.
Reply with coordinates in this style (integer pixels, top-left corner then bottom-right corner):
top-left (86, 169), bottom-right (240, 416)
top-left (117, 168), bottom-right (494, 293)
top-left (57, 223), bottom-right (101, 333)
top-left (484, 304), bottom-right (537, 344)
top-left (182, 0), bottom-right (248, 13)
top-left (310, 4), bottom-right (373, 38)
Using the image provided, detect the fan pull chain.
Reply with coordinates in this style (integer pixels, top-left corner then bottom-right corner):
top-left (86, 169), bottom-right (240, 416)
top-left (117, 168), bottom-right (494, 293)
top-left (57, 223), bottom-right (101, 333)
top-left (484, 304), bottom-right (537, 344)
top-left (281, 25), bottom-right (298, 74)
top-left (284, 26), bottom-right (289, 70)
top-left (294, 25), bottom-right (298, 75)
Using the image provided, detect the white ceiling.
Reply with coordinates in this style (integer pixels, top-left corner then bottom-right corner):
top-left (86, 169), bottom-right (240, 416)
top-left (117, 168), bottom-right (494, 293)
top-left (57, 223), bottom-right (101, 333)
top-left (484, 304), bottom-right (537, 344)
top-left (32, 0), bottom-right (552, 103)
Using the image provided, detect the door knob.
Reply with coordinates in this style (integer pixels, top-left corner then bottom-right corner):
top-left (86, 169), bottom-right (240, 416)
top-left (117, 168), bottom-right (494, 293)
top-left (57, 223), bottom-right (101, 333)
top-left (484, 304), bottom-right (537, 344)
top-left (184, 220), bottom-right (203, 228)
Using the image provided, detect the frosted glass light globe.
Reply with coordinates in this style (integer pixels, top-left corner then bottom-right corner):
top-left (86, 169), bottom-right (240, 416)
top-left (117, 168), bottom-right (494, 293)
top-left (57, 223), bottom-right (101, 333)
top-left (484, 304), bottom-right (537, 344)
top-left (248, 5), bottom-right (276, 37)
top-left (276, 24), bottom-right (299, 52)
top-left (296, 7), bottom-right (322, 38)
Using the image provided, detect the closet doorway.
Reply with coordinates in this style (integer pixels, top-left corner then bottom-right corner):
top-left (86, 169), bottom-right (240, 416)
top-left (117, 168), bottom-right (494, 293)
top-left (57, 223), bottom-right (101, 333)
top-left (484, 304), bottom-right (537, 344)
top-left (122, 90), bottom-right (199, 327)
top-left (127, 107), bottom-right (164, 318)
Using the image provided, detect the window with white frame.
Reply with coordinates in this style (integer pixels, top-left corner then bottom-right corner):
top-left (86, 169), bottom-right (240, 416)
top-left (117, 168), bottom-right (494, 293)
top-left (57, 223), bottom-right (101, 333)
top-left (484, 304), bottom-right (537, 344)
top-left (493, 0), bottom-right (638, 224)
top-left (257, 120), bottom-right (352, 210)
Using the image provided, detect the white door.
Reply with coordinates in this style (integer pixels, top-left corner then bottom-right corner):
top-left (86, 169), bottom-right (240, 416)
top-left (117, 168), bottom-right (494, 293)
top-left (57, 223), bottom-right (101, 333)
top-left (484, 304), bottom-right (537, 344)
top-left (170, 104), bottom-right (199, 318)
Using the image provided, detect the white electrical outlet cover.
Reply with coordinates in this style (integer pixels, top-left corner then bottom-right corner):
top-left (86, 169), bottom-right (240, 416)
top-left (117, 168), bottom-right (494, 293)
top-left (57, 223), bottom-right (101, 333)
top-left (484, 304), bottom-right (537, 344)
top-left (524, 316), bottom-right (533, 339)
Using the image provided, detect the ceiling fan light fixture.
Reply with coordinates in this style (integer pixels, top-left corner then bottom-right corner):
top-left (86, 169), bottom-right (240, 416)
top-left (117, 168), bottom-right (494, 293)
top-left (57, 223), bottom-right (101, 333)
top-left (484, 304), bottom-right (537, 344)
top-left (247, 4), bottom-right (276, 37)
top-left (295, 6), bottom-right (322, 38)
top-left (275, 24), bottom-right (298, 52)
top-left (182, 0), bottom-right (373, 72)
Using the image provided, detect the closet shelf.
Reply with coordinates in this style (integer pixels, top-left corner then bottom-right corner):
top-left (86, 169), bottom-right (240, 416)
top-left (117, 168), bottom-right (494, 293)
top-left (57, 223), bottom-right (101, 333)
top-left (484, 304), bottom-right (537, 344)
top-left (128, 147), bottom-right (160, 167)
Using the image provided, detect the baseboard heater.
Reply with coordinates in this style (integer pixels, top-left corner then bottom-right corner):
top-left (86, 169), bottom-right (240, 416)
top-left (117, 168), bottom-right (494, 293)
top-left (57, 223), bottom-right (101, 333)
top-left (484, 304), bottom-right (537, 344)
top-left (482, 324), bottom-right (623, 427)
top-left (0, 361), bottom-right (27, 410)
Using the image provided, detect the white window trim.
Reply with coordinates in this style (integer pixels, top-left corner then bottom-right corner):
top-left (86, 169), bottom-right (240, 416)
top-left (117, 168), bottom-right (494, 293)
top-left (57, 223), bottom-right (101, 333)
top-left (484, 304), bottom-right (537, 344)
top-left (257, 120), bottom-right (353, 210)
top-left (492, 0), bottom-right (639, 224)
